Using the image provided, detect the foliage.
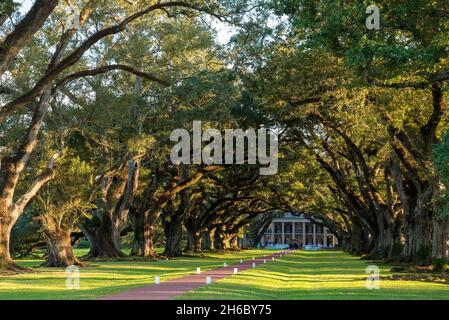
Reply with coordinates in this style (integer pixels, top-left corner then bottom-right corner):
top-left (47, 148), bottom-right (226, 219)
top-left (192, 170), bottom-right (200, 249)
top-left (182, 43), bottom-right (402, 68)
top-left (432, 131), bottom-right (449, 220)
top-left (34, 153), bottom-right (96, 231)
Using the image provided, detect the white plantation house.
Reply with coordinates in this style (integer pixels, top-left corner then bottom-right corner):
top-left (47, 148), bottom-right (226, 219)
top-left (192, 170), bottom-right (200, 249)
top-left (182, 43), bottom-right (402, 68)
top-left (260, 213), bottom-right (338, 249)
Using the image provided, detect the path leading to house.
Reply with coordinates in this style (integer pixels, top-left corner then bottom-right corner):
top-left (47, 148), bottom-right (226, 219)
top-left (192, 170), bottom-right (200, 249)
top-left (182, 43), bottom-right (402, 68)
top-left (99, 250), bottom-right (291, 300)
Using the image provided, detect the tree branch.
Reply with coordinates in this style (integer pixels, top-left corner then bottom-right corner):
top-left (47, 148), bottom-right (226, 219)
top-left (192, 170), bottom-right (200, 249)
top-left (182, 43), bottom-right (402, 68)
top-left (0, 1), bottom-right (209, 123)
top-left (13, 149), bottom-right (62, 216)
top-left (53, 64), bottom-right (171, 93)
top-left (0, 0), bottom-right (59, 77)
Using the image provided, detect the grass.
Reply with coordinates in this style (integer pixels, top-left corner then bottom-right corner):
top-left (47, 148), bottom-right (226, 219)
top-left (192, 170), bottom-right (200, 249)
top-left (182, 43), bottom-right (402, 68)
top-left (2, 249), bottom-right (449, 300)
top-left (0, 248), bottom-right (270, 300)
top-left (179, 250), bottom-right (449, 300)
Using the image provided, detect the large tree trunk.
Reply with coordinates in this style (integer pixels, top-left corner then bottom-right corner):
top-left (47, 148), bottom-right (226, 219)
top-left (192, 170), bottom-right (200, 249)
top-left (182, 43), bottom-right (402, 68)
top-left (80, 217), bottom-right (124, 259)
top-left (0, 204), bottom-right (18, 270)
top-left (185, 228), bottom-right (194, 251)
top-left (112, 160), bottom-right (139, 247)
top-left (184, 220), bottom-right (202, 252)
top-left (390, 155), bottom-right (434, 261)
top-left (338, 233), bottom-right (350, 250)
top-left (129, 208), bottom-right (145, 256)
top-left (400, 190), bottom-right (434, 261)
top-left (141, 209), bottom-right (162, 258)
top-left (82, 159), bottom-right (138, 259)
top-left (215, 229), bottom-right (231, 251)
top-left (349, 222), bottom-right (370, 254)
top-left (163, 216), bottom-right (183, 257)
top-left (229, 234), bottom-right (240, 251)
top-left (432, 216), bottom-right (449, 260)
top-left (201, 228), bottom-right (215, 251)
top-left (42, 224), bottom-right (82, 268)
top-left (370, 228), bottom-right (394, 259)
top-left (368, 208), bottom-right (398, 259)
top-left (143, 223), bottom-right (157, 258)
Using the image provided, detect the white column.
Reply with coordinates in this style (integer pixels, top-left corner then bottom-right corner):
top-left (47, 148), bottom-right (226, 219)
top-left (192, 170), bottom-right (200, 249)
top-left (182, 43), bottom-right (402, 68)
top-left (313, 224), bottom-right (317, 245)
top-left (292, 222), bottom-right (295, 240)
top-left (271, 223), bottom-right (274, 245)
top-left (281, 222), bottom-right (285, 244)
top-left (302, 222), bottom-right (306, 245)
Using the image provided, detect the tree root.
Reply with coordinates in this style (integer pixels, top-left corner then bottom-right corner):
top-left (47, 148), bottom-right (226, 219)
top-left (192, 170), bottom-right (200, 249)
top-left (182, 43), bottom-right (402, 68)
top-left (0, 262), bottom-right (34, 275)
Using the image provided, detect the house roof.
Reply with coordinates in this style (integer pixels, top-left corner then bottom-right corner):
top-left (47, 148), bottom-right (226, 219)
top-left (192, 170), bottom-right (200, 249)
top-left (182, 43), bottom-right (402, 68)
top-left (272, 212), bottom-right (322, 223)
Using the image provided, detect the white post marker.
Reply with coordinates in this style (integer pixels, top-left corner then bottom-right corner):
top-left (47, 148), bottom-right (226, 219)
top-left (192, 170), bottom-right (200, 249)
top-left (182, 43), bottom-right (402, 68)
top-left (196, 267), bottom-right (201, 274)
top-left (206, 276), bottom-right (212, 284)
top-left (234, 268), bottom-right (238, 274)
top-left (155, 276), bottom-right (160, 285)
top-left (240, 259), bottom-right (243, 264)
top-left (252, 262), bottom-right (256, 268)
top-left (224, 262), bottom-right (228, 267)
top-left (272, 257), bottom-right (275, 261)
top-left (264, 259), bottom-right (266, 263)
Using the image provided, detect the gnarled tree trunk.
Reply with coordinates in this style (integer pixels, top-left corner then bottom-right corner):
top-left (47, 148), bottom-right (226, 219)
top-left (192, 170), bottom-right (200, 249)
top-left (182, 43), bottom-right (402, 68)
top-left (163, 215), bottom-right (183, 256)
top-left (141, 210), bottom-right (160, 258)
top-left (82, 159), bottom-right (139, 259)
top-left (400, 189), bottom-right (434, 261)
top-left (229, 234), bottom-right (240, 251)
top-left (432, 216), bottom-right (449, 260)
top-left (41, 216), bottom-right (83, 267)
top-left (80, 216), bottom-right (124, 259)
top-left (349, 222), bottom-right (371, 254)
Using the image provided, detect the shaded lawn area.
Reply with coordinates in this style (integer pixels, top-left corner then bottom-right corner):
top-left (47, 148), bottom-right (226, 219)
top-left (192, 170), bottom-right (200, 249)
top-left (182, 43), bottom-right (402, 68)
top-left (179, 251), bottom-right (449, 300)
top-left (0, 248), bottom-right (270, 300)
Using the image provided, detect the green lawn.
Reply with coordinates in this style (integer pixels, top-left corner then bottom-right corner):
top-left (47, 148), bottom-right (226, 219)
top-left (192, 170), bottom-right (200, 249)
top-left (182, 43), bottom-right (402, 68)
top-left (180, 250), bottom-right (449, 300)
top-left (0, 249), bottom-right (269, 300)
top-left (1, 249), bottom-right (449, 300)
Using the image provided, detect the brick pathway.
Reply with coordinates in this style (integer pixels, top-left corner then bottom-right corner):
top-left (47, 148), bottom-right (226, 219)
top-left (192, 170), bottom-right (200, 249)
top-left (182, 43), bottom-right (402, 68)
top-left (99, 250), bottom-right (292, 300)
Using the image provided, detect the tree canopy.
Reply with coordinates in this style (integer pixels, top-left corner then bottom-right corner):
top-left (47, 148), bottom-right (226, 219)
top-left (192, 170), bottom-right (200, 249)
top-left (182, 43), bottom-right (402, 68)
top-left (0, 0), bottom-right (448, 271)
